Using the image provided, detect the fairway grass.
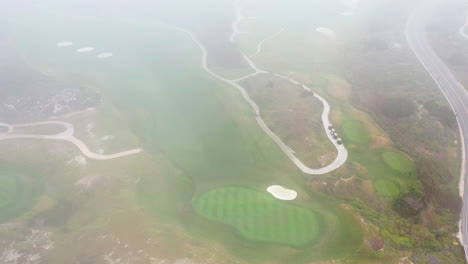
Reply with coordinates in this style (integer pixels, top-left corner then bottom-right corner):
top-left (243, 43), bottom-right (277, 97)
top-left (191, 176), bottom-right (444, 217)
top-left (12, 15), bottom-right (364, 262)
top-left (194, 187), bottom-right (321, 246)
top-left (382, 151), bottom-right (414, 173)
top-left (375, 179), bottom-right (402, 198)
top-left (342, 120), bottom-right (371, 144)
top-left (0, 174), bottom-right (18, 208)
top-left (0, 164), bottom-right (43, 222)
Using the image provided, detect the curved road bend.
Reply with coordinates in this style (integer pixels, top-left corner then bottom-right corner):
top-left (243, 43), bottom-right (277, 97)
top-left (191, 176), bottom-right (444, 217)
top-left (460, 9), bottom-right (468, 40)
top-left (228, 4), bottom-right (348, 174)
top-left (406, 2), bottom-right (468, 261)
top-left (0, 121), bottom-right (143, 160)
top-left (167, 22), bottom-right (347, 175)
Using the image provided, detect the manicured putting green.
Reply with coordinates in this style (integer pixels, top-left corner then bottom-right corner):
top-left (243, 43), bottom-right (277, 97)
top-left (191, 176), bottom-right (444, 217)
top-left (375, 179), bottom-right (401, 198)
top-left (382, 151), bottom-right (414, 173)
top-left (342, 120), bottom-right (370, 144)
top-left (194, 187), bottom-right (321, 246)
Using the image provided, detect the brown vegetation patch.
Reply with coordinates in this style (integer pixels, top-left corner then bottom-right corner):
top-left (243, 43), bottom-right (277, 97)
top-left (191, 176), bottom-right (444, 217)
top-left (325, 76), bottom-right (351, 98)
top-left (367, 236), bottom-right (384, 251)
top-left (241, 74), bottom-right (336, 168)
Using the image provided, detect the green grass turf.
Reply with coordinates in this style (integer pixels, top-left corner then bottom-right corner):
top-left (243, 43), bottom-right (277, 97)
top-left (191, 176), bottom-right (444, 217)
top-left (0, 164), bottom-right (43, 222)
top-left (0, 174), bottom-right (19, 208)
top-left (11, 15), bottom-right (363, 262)
top-left (381, 151), bottom-right (414, 173)
top-left (348, 147), bottom-right (419, 198)
top-left (342, 120), bottom-right (371, 144)
top-left (375, 179), bottom-right (401, 198)
top-left (194, 187), bottom-right (321, 246)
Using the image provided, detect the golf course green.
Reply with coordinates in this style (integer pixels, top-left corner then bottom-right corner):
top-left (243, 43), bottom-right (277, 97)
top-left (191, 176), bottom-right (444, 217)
top-left (194, 187), bottom-right (321, 246)
top-left (342, 120), bottom-right (371, 144)
top-left (8, 9), bottom-right (364, 262)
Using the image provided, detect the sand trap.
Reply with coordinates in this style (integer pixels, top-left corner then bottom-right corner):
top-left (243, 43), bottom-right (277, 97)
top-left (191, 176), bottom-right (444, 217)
top-left (77, 47), bottom-right (95, 53)
top-left (97, 52), bottom-right (113, 58)
top-left (316, 27), bottom-right (336, 38)
top-left (267, 185), bottom-right (297, 200)
top-left (57, 42), bottom-right (73, 47)
top-left (340, 11), bottom-right (355, 16)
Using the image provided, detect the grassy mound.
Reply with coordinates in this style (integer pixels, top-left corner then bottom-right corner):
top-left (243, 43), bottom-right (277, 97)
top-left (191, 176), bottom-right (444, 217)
top-left (194, 187), bottom-right (321, 246)
top-left (0, 165), bottom-right (43, 222)
top-left (382, 151), bottom-right (414, 173)
top-left (342, 120), bottom-right (370, 144)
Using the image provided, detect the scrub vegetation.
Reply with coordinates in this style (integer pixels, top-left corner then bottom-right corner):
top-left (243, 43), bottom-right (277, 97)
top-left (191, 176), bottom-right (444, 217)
top-left (241, 73), bottom-right (336, 168)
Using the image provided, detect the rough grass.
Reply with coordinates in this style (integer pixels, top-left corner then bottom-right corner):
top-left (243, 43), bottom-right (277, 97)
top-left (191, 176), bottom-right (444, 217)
top-left (194, 187), bottom-right (321, 246)
top-left (242, 73), bottom-right (336, 168)
top-left (0, 164), bottom-right (43, 222)
top-left (382, 151), bottom-right (414, 173)
top-left (342, 120), bottom-right (371, 144)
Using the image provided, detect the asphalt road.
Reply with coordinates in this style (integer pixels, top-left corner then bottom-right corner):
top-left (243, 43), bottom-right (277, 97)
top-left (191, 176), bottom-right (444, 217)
top-left (406, 2), bottom-right (468, 261)
top-left (170, 4), bottom-right (349, 175)
top-left (0, 120), bottom-right (142, 160)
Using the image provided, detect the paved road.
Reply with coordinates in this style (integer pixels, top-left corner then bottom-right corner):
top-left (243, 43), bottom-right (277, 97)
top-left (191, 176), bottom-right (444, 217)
top-left (406, 2), bottom-right (468, 261)
top-left (0, 120), bottom-right (142, 160)
top-left (461, 13), bottom-right (468, 40)
top-left (168, 3), bottom-right (348, 175)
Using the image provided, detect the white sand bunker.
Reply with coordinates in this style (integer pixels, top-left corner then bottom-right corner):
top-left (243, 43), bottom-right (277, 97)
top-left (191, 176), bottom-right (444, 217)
top-left (97, 52), bottom-right (113, 59)
top-left (316, 27), bottom-right (336, 38)
top-left (77, 47), bottom-right (95, 53)
top-left (267, 185), bottom-right (297, 200)
top-left (57, 42), bottom-right (73, 47)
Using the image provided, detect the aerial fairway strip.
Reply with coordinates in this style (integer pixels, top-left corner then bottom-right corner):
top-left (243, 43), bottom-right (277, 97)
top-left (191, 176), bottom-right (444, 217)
top-left (0, 166), bottom-right (43, 223)
top-left (0, 174), bottom-right (19, 209)
top-left (194, 187), bottom-right (321, 246)
top-left (382, 151), bottom-right (414, 173)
